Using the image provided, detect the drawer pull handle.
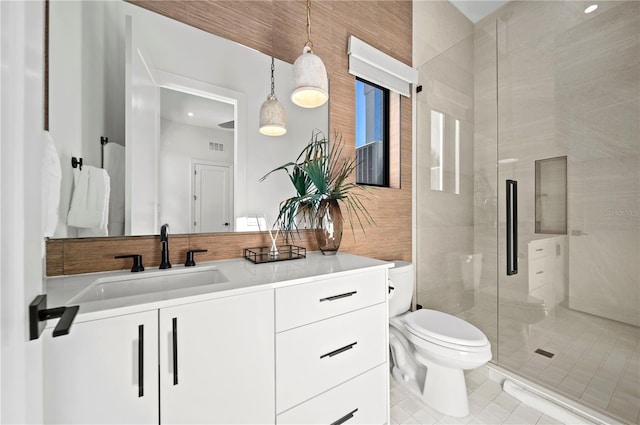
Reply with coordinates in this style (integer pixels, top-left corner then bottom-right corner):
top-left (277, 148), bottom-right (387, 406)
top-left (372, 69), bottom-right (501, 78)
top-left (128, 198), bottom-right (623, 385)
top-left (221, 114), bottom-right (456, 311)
top-left (172, 317), bottom-right (179, 386)
top-left (331, 408), bottom-right (358, 425)
top-left (536, 248), bottom-right (544, 252)
top-left (320, 342), bottom-right (357, 359)
top-left (536, 271), bottom-right (544, 275)
top-left (138, 325), bottom-right (144, 397)
top-left (320, 291), bottom-right (357, 302)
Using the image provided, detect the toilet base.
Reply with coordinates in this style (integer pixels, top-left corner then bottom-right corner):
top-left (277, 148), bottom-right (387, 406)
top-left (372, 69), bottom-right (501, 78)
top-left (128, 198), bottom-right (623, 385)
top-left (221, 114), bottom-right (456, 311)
top-left (416, 353), bottom-right (469, 417)
top-left (390, 328), bottom-right (471, 418)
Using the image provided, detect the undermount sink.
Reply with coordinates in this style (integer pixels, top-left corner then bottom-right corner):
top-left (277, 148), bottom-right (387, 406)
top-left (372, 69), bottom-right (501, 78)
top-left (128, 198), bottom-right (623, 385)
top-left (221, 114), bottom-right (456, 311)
top-left (69, 266), bottom-right (229, 303)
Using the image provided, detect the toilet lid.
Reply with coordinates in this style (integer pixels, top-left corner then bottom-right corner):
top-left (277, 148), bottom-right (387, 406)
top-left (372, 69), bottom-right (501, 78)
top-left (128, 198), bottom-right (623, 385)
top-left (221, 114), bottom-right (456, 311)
top-left (404, 309), bottom-right (488, 347)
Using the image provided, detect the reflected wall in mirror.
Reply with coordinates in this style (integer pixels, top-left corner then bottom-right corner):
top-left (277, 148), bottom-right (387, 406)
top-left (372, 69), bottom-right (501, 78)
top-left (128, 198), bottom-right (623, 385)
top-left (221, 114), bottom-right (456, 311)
top-left (535, 156), bottom-right (567, 234)
top-left (49, 0), bottom-right (328, 238)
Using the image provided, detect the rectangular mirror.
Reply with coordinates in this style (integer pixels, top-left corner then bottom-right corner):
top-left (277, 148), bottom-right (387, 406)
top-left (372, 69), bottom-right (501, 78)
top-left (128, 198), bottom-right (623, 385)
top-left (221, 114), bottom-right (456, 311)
top-left (49, 0), bottom-right (328, 238)
top-left (535, 156), bottom-right (567, 234)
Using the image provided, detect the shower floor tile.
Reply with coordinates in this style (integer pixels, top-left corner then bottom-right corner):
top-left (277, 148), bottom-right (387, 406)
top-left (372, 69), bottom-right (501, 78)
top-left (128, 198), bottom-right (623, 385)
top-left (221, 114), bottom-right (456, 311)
top-left (489, 302), bottom-right (640, 424)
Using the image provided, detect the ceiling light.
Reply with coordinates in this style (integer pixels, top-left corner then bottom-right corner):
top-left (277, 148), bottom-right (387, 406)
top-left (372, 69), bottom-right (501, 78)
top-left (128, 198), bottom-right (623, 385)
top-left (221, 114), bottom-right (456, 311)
top-left (584, 4), bottom-right (598, 14)
top-left (187, 112), bottom-right (194, 117)
top-left (259, 57), bottom-right (287, 136)
top-left (291, 0), bottom-right (328, 109)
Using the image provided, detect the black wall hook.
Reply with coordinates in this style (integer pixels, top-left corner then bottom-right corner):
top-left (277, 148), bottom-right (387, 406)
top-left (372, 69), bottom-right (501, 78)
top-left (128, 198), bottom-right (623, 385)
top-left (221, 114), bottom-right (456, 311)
top-left (29, 294), bottom-right (79, 340)
top-left (71, 156), bottom-right (83, 170)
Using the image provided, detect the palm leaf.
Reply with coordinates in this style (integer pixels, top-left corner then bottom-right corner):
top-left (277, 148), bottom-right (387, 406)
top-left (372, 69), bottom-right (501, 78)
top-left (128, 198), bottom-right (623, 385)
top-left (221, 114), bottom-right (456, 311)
top-left (260, 129), bottom-right (375, 236)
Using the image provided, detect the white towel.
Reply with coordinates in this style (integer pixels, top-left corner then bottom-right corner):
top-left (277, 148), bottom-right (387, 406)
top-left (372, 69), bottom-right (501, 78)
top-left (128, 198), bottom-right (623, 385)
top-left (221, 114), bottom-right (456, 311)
top-left (103, 142), bottom-right (125, 236)
top-left (41, 131), bottom-right (62, 238)
top-left (67, 165), bottom-right (110, 236)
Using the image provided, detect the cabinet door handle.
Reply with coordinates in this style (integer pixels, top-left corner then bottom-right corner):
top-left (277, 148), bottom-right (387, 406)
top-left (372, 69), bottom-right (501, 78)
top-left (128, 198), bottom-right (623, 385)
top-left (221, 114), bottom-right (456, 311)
top-left (331, 408), bottom-right (358, 425)
top-left (320, 342), bottom-right (357, 359)
top-left (536, 248), bottom-right (544, 252)
top-left (138, 325), bottom-right (144, 397)
top-left (319, 291), bottom-right (357, 302)
top-left (172, 317), bottom-right (179, 386)
top-left (536, 271), bottom-right (544, 275)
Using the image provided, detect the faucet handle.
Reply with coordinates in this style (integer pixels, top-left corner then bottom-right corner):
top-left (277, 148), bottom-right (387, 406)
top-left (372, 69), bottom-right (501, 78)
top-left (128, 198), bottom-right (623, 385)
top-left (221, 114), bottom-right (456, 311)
top-left (185, 249), bottom-right (208, 267)
top-left (115, 254), bottom-right (145, 272)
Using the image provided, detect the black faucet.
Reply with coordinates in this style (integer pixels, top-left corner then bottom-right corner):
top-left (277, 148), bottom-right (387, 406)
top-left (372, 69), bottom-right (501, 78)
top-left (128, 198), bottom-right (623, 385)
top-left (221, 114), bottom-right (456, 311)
top-left (160, 224), bottom-right (171, 269)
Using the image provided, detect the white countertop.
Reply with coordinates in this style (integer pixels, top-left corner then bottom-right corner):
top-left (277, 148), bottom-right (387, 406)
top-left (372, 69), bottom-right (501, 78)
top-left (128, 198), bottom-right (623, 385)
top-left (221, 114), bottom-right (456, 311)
top-left (46, 252), bottom-right (393, 324)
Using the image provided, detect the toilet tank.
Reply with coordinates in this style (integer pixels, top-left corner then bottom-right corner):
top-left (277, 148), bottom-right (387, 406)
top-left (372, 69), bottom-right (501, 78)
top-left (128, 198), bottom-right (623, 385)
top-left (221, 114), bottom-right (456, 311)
top-left (388, 261), bottom-right (414, 318)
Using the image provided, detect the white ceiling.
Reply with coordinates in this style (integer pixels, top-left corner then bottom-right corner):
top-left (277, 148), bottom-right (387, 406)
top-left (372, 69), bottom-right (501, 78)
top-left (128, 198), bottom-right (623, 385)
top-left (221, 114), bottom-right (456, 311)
top-left (449, 0), bottom-right (510, 23)
top-left (160, 88), bottom-right (234, 130)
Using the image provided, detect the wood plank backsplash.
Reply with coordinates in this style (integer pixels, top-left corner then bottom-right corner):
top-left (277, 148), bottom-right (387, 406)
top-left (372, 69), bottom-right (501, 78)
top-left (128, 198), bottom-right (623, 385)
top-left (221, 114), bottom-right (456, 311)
top-left (46, 0), bottom-right (412, 276)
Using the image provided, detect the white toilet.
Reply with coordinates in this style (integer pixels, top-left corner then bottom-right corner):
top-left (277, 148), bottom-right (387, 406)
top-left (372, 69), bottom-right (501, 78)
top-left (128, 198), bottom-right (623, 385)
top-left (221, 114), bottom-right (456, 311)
top-left (388, 261), bottom-right (492, 417)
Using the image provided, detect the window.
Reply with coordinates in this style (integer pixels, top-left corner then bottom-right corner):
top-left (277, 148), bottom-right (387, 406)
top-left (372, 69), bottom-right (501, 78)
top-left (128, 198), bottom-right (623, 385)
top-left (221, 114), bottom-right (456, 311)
top-left (355, 78), bottom-right (389, 187)
top-left (348, 36), bottom-right (416, 190)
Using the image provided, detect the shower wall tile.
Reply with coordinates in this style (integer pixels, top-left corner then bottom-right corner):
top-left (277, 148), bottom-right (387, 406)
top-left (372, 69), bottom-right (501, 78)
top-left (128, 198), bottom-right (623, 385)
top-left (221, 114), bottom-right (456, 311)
top-left (413, 1), bottom-right (473, 68)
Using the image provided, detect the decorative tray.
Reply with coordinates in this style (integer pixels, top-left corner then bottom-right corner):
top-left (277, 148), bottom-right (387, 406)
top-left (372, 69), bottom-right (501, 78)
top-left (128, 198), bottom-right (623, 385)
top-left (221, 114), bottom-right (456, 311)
top-left (244, 245), bottom-right (307, 264)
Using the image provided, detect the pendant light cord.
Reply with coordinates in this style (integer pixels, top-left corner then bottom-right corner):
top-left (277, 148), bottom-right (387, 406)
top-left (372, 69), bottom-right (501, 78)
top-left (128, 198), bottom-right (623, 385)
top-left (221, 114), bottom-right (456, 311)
top-left (270, 57), bottom-right (275, 97)
top-left (305, 0), bottom-right (314, 50)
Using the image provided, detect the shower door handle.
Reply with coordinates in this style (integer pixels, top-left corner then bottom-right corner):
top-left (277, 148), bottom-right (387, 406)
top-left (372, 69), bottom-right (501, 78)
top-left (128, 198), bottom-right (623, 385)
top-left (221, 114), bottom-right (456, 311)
top-left (506, 180), bottom-right (518, 276)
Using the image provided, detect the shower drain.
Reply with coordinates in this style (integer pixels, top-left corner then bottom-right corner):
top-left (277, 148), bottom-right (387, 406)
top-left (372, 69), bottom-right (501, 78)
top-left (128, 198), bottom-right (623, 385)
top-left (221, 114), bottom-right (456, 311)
top-left (535, 348), bottom-right (555, 358)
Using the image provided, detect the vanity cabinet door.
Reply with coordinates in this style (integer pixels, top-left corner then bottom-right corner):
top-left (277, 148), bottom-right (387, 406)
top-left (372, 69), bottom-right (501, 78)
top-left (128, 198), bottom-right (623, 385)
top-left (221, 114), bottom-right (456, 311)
top-left (159, 289), bottom-right (275, 424)
top-left (43, 310), bottom-right (159, 424)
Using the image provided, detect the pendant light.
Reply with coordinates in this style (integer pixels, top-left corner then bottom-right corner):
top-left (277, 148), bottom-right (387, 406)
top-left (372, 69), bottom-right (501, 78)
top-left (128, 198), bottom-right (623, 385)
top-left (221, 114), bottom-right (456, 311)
top-left (291, 0), bottom-right (328, 108)
top-left (259, 57), bottom-right (287, 136)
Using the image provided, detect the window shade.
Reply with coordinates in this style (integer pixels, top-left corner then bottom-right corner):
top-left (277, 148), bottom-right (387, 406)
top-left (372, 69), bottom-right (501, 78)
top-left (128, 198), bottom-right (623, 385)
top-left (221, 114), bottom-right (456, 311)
top-left (347, 36), bottom-right (418, 97)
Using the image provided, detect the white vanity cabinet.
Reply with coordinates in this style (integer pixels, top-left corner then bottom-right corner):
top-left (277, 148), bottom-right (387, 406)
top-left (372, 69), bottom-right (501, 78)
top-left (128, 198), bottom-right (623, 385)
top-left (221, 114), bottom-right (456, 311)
top-left (43, 310), bottom-right (160, 424)
top-left (43, 289), bottom-right (274, 424)
top-left (275, 269), bottom-right (389, 424)
top-left (159, 289), bottom-right (274, 424)
top-left (528, 236), bottom-right (566, 308)
top-left (43, 253), bottom-right (391, 425)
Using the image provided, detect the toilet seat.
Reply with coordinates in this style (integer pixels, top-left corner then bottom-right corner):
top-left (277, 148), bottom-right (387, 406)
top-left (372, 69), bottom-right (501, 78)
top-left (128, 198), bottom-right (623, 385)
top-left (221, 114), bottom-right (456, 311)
top-left (404, 309), bottom-right (488, 348)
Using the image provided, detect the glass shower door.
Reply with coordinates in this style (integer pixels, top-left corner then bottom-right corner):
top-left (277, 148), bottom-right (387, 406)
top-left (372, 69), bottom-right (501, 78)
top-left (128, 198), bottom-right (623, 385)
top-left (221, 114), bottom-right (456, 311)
top-left (415, 29), bottom-right (499, 361)
top-left (495, 1), bottom-right (640, 422)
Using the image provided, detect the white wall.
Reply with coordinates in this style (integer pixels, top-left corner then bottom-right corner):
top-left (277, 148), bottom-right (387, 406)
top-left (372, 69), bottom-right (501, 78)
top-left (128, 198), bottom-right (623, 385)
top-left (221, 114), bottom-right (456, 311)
top-left (160, 119), bottom-right (233, 233)
top-left (49, 1), bottom-right (82, 237)
top-left (0, 0), bottom-right (45, 422)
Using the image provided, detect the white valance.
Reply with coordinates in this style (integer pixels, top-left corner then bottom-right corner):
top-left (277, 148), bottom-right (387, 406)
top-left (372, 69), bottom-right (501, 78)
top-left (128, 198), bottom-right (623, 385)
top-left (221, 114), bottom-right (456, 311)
top-left (347, 35), bottom-right (418, 98)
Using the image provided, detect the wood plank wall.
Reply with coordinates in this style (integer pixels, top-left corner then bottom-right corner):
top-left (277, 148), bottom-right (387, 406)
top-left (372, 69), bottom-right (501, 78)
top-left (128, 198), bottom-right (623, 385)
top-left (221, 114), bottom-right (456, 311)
top-left (46, 0), bottom-right (413, 276)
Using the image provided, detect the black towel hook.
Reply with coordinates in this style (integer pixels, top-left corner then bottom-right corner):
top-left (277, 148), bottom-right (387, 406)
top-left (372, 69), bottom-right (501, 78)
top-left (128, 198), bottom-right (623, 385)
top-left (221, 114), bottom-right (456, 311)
top-left (71, 156), bottom-right (83, 170)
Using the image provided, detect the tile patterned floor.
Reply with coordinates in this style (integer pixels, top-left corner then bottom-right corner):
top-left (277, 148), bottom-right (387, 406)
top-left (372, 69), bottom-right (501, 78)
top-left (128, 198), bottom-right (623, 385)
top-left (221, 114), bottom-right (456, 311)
top-left (457, 303), bottom-right (640, 424)
top-left (390, 367), bottom-right (566, 425)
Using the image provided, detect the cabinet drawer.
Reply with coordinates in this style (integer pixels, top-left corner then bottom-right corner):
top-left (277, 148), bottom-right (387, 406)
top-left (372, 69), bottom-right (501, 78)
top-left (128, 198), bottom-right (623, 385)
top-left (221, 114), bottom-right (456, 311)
top-left (528, 238), bottom-right (554, 260)
top-left (277, 364), bottom-right (388, 425)
top-left (276, 269), bottom-right (386, 332)
top-left (528, 257), bottom-right (548, 291)
top-left (276, 303), bottom-right (387, 413)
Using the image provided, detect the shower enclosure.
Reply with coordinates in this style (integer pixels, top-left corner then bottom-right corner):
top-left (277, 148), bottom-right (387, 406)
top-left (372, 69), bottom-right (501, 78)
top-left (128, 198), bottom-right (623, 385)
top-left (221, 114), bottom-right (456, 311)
top-left (415, 1), bottom-right (639, 423)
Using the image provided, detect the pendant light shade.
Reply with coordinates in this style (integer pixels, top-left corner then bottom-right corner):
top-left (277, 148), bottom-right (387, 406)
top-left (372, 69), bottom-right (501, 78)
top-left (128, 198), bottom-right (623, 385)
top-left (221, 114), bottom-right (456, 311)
top-left (259, 94), bottom-right (287, 136)
top-left (291, 0), bottom-right (328, 109)
top-left (259, 57), bottom-right (287, 136)
top-left (291, 46), bottom-right (328, 108)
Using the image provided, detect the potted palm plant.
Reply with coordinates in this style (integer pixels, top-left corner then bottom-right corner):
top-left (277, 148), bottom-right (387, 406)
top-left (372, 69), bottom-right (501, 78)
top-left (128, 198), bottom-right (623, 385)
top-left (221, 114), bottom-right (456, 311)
top-left (260, 130), bottom-right (373, 255)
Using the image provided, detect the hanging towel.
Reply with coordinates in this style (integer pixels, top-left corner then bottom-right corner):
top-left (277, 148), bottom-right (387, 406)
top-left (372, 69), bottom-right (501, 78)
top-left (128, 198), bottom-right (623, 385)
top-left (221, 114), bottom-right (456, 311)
top-left (67, 165), bottom-right (110, 236)
top-left (41, 131), bottom-right (62, 238)
top-left (103, 142), bottom-right (125, 236)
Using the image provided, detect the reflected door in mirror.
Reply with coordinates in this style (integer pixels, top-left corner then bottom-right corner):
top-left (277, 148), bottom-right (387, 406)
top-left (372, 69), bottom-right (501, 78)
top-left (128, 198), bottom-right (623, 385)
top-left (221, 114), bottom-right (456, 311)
top-left (193, 163), bottom-right (232, 233)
